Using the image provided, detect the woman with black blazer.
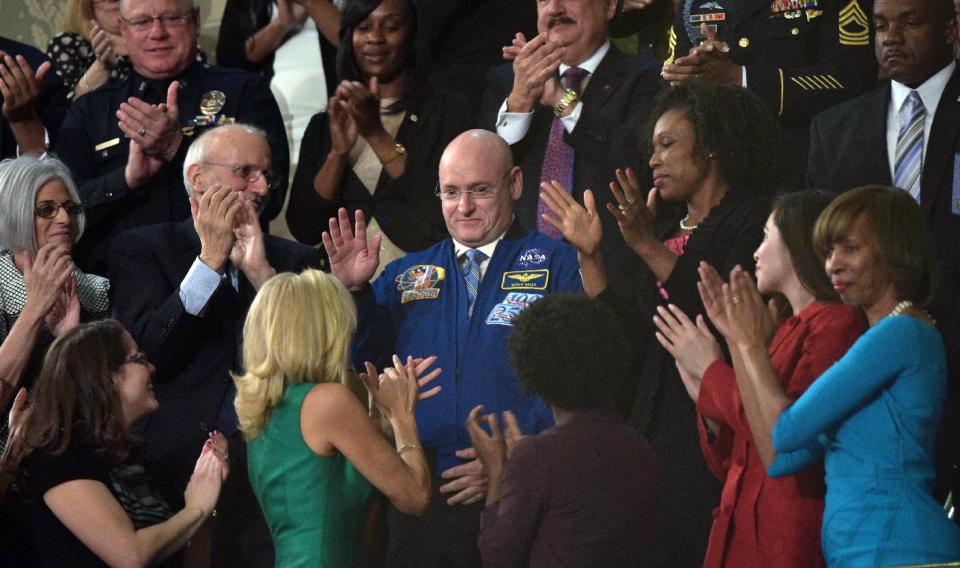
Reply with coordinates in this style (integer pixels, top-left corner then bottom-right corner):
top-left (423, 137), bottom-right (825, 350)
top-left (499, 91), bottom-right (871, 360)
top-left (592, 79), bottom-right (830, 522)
top-left (540, 81), bottom-right (785, 567)
top-left (286, 0), bottom-right (472, 266)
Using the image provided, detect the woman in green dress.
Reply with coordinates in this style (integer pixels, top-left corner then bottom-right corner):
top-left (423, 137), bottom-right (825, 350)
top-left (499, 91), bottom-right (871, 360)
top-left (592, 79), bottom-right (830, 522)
top-left (234, 269), bottom-right (438, 567)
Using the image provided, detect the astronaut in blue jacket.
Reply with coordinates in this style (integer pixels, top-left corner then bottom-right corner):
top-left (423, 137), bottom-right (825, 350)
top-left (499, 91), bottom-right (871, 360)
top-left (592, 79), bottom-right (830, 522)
top-left (324, 129), bottom-right (583, 566)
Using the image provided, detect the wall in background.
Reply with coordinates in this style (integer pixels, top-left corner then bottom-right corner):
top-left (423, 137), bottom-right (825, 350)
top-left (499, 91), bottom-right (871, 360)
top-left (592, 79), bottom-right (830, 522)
top-left (0, 0), bottom-right (226, 61)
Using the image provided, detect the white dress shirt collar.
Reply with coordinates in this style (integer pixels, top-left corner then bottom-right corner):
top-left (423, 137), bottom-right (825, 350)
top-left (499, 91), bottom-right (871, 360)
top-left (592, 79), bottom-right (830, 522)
top-left (559, 40), bottom-right (610, 79)
top-left (890, 60), bottom-right (955, 119)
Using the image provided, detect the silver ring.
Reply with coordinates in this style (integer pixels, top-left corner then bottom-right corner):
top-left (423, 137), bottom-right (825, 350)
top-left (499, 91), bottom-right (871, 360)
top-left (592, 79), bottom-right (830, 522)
top-left (731, 296), bottom-right (742, 305)
top-left (137, 126), bottom-right (146, 137)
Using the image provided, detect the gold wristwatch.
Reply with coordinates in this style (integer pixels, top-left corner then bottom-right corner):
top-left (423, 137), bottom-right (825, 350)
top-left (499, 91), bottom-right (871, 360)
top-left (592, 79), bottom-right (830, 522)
top-left (554, 90), bottom-right (579, 117)
top-left (382, 143), bottom-right (407, 164)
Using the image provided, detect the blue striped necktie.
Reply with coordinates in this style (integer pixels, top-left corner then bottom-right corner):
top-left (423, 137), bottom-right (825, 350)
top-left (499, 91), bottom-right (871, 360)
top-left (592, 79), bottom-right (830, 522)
top-left (894, 90), bottom-right (924, 202)
top-left (463, 248), bottom-right (486, 316)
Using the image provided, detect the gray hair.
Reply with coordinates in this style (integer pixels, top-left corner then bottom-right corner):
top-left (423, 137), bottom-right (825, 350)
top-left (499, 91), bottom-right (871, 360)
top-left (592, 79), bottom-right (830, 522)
top-left (0, 156), bottom-right (85, 256)
top-left (120, 0), bottom-right (195, 17)
top-left (182, 123), bottom-right (268, 197)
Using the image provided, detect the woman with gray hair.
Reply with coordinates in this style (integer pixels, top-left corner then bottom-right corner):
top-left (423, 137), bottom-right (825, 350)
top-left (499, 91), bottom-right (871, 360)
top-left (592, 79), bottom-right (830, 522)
top-left (0, 156), bottom-right (109, 455)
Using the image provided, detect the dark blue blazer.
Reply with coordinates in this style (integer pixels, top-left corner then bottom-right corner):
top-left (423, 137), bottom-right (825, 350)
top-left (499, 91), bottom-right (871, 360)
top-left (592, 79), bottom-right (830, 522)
top-left (108, 219), bottom-right (321, 503)
top-left (0, 36), bottom-right (68, 159)
top-left (58, 62), bottom-right (288, 274)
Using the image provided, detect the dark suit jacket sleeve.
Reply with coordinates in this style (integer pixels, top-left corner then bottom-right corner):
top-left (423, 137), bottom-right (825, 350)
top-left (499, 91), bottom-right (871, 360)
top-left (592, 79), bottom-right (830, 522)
top-left (565, 58), bottom-right (661, 174)
top-left (478, 65), bottom-right (509, 132)
top-left (288, 90), bottom-right (469, 249)
top-left (108, 229), bottom-right (209, 382)
top-left (56, 96), bottom-right (136, 224)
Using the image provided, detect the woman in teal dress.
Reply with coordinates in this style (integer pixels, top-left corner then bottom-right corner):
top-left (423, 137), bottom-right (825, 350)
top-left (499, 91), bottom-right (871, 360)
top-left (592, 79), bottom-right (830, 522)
top-left (700, 185), bottom-right (960, 567)
top-left (234, 269), bottom-right (438, 567)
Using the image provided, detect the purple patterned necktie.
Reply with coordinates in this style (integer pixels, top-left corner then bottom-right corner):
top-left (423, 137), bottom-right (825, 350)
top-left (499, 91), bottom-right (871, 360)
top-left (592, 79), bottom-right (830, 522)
top-left (537, 67), bottom-right (589, 239)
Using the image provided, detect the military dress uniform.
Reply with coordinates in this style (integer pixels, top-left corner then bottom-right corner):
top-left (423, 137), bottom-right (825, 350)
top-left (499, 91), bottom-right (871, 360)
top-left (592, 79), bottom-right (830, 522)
top-left (666, 0), bottom-right (879, 182)
top-left (56, 61), bottom-right (288, 274)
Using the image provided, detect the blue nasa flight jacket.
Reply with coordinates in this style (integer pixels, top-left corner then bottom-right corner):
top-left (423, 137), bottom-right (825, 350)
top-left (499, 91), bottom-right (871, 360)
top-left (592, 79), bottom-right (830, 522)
top-left (353, 224), bottom-right (583, 475)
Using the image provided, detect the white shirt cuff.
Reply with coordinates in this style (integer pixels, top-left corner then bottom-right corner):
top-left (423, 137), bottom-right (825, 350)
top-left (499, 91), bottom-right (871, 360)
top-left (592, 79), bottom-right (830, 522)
top-left (496, 99), bottom-right (534, 145)
top-left (560, 100), bottom-right (583, 133)
top-left (178, 258), bottom-right (225, 316)
top-left (741, 66), bottom-right (748, 88)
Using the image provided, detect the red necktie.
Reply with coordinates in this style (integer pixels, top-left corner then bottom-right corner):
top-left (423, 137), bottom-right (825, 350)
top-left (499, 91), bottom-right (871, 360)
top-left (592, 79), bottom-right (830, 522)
top-left (537, 67), bottom-right (589, 239)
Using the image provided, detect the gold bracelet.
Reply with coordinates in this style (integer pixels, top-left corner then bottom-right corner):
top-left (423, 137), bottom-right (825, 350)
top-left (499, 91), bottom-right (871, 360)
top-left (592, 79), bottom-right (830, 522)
top-left (397, 444), bottom-right (422, 456)
top-left (382, 143), bottom-right (406, 165)
top-left (553, 90), bottom-right (579, 117)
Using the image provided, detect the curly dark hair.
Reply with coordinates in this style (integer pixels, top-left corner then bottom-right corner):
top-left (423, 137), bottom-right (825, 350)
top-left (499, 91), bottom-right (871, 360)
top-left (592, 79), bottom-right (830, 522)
top-left (644, 81), bottom-right (788, 197)
top-left (508, 294), bottom-right (629, 411)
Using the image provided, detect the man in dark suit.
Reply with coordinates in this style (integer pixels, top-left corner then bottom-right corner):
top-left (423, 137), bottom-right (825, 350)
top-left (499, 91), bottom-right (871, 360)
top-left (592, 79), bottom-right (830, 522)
top-left (808, 0), bottom-right (960, 507)
top-left (0, 36), bottom-right (69, 158)
top-left (109, 123), bottom-right (321, 566)
top-left (57, 0), bottom-right (288, 275)
top-left (479, 0), bottom-right (661, 310)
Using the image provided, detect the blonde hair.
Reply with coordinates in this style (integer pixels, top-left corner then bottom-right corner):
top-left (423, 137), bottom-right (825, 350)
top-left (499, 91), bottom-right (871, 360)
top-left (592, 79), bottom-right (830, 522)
top-left (64, 0), bottom-right (95, 37)
top-left (234, 270), bottom-right (357, 441)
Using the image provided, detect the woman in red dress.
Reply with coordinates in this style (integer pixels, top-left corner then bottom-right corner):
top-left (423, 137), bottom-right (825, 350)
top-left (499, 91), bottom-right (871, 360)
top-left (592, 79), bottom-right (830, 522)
top-left (652, 191), bottom-right (865, 568)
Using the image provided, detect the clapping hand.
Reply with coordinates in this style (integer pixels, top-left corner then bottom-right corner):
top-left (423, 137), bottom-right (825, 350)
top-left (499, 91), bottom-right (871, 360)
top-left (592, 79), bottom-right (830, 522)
top-left (230, 200), bottom-right (275, 290)
top-left (0, 388), bottom-right (32, 478)
top-left (359, 356), bottom-right (442, 416)
top-left (46, 275), bottom-right (81, 337)
top-left (653, 304), bottom-right (722, 402)
top-left (721, 266), bottom-right (776, 349)
top-left (17, 244), bottom-right (75, 321)
top-left (89, 20), bottom-right (117, 69)
top-left (117, 81), bottom-right (182, 162)
top-left (193, 184), bottom-right (243, 273)
top-left (505, 32), bottom-right (565, 112)
top-left (328, 92), bottom-right (358, 157)
top-left (202, 431), bottom-right (230, 481)
top-left (539, 182), bottom-right (602, 256)
top-left (322, 208), bottom-right (382, 291)
top-left (607, 167), bottom-right (657, 254)
top-left (662, 24), bottom-right (741, 86)
top-left (0, 52), bottom-right (49, 124)
top-left (337, 78), bottom-right (383, 138)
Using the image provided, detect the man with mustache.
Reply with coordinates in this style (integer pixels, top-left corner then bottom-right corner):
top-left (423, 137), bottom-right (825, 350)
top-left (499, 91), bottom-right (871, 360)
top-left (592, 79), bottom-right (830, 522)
top-left (480, 0), bottom-right (660, 321)
top-left (807, 0), bottom-right (960, 514)
top-left (108, 123), bottom-right (322, 567)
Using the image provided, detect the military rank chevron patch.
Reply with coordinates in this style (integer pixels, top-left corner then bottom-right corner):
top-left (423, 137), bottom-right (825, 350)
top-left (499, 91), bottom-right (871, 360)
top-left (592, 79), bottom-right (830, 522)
top-left (838, 0), bottom-right (870, 46)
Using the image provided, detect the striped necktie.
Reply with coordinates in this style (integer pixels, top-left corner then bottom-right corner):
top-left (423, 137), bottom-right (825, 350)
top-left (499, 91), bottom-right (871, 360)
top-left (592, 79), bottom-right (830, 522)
top-left (893, 90), bottom-right (924, 202)
top-left (463, 249), bottom-right (486, 316)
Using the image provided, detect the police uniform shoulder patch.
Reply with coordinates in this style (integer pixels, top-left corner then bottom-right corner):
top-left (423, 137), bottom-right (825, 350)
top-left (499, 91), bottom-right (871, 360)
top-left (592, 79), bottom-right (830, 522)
top-left (838, 0), bottom-right (869, 46)
top-left (501, 270), bottom-right (549, 291)
top-left (396, 264), bottom-right (446, 303)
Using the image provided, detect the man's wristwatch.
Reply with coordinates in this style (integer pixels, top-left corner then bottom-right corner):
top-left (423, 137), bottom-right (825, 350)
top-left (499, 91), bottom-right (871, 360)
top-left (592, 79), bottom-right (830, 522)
top-left (554, 90), bottom-right (579, 117)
